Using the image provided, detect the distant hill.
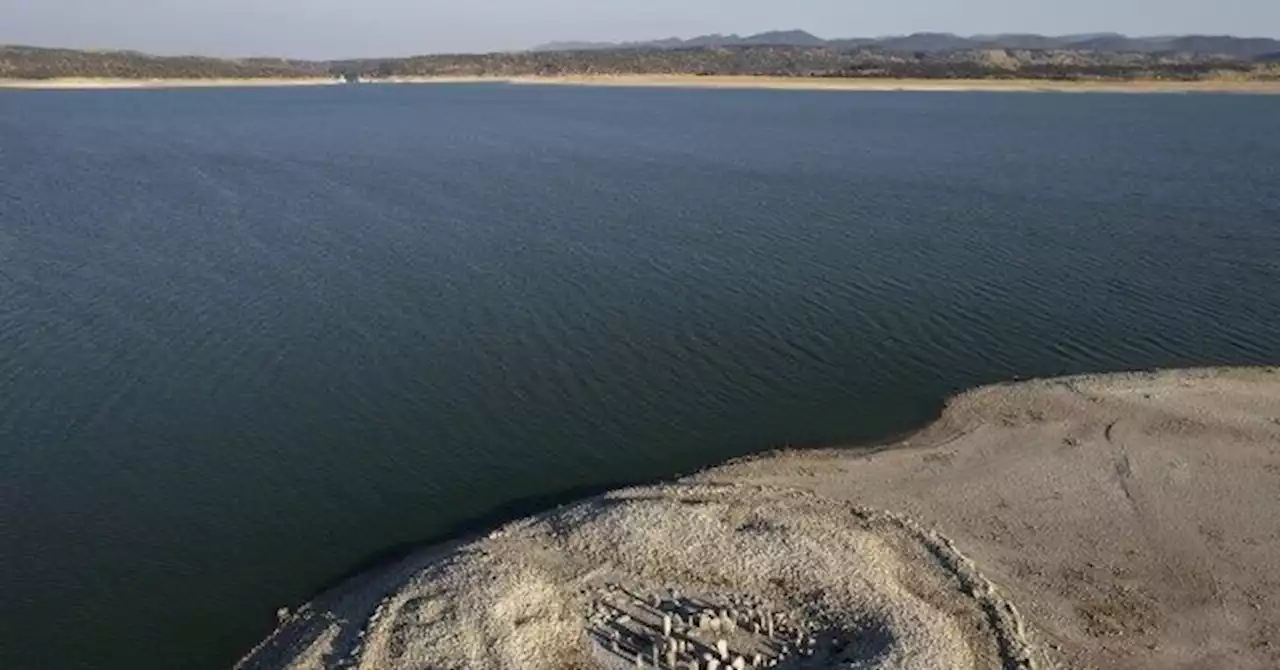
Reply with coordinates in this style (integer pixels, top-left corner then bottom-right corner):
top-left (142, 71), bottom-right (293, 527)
top-left (0, 45), bottom-right (326, 79)
top-left (4, 40), bottom-right (1279, 82)
top-left (1163, 36), bottom-right (1280, 58)
top-left (738, 30), bottom-right (830, 47)
top-left (536, 30), bottom-right (829, 52)
top-left (533, 31), bottom-right (1280, 60)
top-left (329, 47), bottom-right (1278, 82)
top-left (876, 33), bottom-right (981, 53)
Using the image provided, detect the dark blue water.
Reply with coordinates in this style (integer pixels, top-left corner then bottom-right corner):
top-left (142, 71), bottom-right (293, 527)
top-left (1, 84), bottom-right (1277, 669)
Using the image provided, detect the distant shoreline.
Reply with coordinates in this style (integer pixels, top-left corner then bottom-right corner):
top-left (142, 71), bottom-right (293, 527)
top-left (504, 74), bottom-right (1280, 94)
top-left (0, 77), bottom-right (342, 90)
top-left (5, 74), bottom-right (1280, 94)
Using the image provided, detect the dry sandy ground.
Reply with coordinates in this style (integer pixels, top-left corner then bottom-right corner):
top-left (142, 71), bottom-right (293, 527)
top-left (4, 76), bottom-right (1280, 94)
top-left (237, 367), bottom-right (1280, 669)
top-left (0, 78), bottom-right (341, 89)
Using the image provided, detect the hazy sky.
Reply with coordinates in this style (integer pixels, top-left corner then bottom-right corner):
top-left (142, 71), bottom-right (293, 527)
top-left (2, 0), bottom-right (1278, 59)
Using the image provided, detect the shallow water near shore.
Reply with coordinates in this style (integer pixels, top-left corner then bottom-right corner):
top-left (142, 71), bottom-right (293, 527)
top-left (1, 84), bottom-right (1278, 670)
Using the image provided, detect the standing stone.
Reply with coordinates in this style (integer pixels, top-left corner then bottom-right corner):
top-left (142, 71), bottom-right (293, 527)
top-left (716, 639), bottom-right (729, 661)
top-left (663, 615), bottom-right (673, 637)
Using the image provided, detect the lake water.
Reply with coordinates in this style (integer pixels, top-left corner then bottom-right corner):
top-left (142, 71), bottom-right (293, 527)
top-left (1, 84), bottom-right (1277, 669)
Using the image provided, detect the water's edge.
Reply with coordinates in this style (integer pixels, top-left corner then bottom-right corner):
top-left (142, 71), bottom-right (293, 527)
top-left (242, 363), bottom-right (1265, 658)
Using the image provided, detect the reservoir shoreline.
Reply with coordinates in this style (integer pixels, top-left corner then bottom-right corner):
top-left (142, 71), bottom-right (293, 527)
top-left (238, 366), bottom-right (1280, 670)
top-left (5, 74), bottom-right (1280, 94)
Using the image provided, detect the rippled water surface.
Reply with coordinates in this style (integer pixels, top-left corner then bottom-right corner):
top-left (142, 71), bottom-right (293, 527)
top-left (1, 84), bottom-right (1278, 669)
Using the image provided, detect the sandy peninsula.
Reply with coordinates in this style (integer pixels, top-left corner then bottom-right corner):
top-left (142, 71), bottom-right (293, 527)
top-left (0, 77), bottom-right (342, 90)
top-left (237, 367), bottom-right (1280, 669)
top-left (5, 75), bottom-right (1280, 94)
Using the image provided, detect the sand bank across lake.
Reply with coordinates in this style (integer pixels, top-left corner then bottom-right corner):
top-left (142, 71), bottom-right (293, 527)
top-left (238, 368), bottom-right (1280, 669)
top-left (5, 75), bottom-right (1280, 94)
top-left (0, 77), bottom-right (342, 90)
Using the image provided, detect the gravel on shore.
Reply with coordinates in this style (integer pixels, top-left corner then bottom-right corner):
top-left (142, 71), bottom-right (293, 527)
top-left (237, 367), bottom-right (1280, 669)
